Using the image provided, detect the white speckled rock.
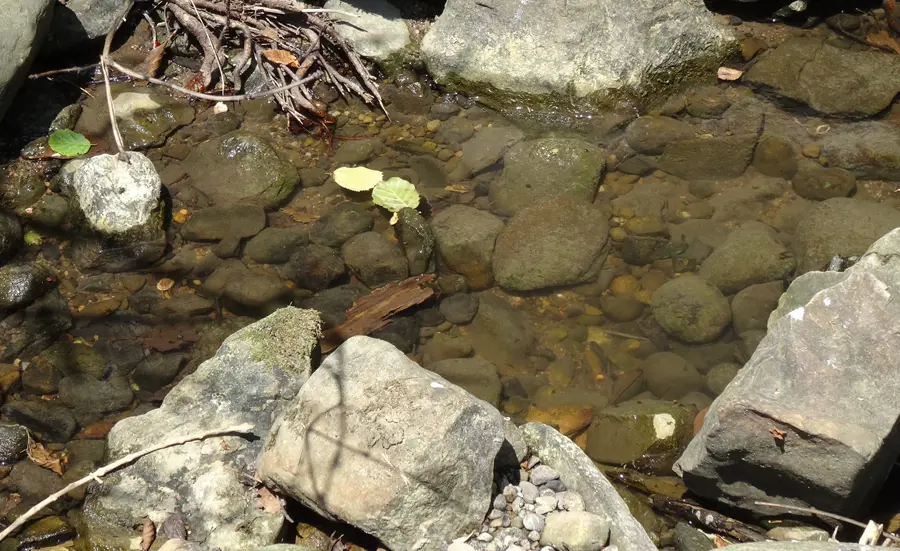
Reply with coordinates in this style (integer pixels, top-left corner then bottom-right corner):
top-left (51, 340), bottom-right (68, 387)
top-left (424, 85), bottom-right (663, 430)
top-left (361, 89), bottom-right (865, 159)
top-left (71, 152), bottom-right (161, 234)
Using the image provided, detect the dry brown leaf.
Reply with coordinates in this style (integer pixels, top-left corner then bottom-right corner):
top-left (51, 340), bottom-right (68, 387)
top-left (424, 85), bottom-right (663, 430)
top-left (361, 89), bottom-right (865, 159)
top-left (714, 535), bottom-right (729, 548)
top-left (717, 67), bottom-right (744, 81)
top-left (27, 441), bottom-right (67, 475)
top-left (263, 49), bottom-right (300, 68)
top-left (141, 518), bottom-right (156, 551)
top-left (769, 426), bottom-right (787, 441)
top-left (444, 184), bottom-right (469, 193)
top-left (867, 30), bottom-right (900, 54)
top-left (74, 421), bottom-right (115, 440)
top-left (257, 487), bottom-right (283, 514)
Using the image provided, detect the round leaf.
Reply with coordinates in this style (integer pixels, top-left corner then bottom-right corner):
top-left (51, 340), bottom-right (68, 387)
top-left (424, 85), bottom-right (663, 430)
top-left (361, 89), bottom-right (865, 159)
top-left (372, 177), bottom-right (420, 213)
top-left (333, 166), bottom-right (383, 192)
top-left (48, 129), bottom-right (91, 157)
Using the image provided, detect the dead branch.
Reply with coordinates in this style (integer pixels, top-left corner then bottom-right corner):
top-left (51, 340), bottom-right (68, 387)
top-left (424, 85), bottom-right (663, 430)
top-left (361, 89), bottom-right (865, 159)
top-left (755, 501), bottom-right (900, 544)
top-left (0, 423), bottom-right (255, 543)
top-left (648, 494), bottom-right (769, 543)
top-left (101, 0), bottom-right (134, 157)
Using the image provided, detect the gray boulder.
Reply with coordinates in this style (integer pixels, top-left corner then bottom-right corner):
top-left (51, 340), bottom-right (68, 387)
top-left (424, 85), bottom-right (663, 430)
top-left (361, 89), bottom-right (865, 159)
top-left (625, 116), bottom-right (695, 156)
top-left (323, 0), bottom-right (409, 60)
top-left (431, 205), bottom-right (504, 290)
top-left (674, 267), bottom-right (900, 516)
top-left (421, 0), bottom-right (732, 103)
top-left (80, 308), bottom-right (321, 551)
top-left (258, 336), bottom-right (505, 551)
top-left (744, 37), bottom-right (900, 118)
top-left (493, 197), bottom-right (609, 292)
top-left (697, 222), bottom-right (795, 294)
top-left (490, 138), bottom-right (605, 216)
top-left (791, 198), bottom-right (900, 275)
top-left (658, 134), bottom-right (757, 180)
top-left (0, 0), bottom-right (55, 123)
top-left (720, 544), bottom-right (887, 551)
top-left (791, 160), bottom-right (856, 201)
top-left (521, 423), bottom-right (657, 551)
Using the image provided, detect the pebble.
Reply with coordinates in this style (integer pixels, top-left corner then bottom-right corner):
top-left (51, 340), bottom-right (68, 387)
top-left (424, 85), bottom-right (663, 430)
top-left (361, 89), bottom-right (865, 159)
top-left (519, 480), bottom-right (539, 503)
top-left (535, 495), bottom-right (558, 515)
top-left (542, 479), bottom-right (567, 492)
top-left (523, 512), bottom-right (546, 532)
top-left (530, 465), bottom-right (559, 486)
top-left (503, 483), bottom-right (519, 502)
top-left (489, 508), bottom-right (505, 519)
top-left (477, 533), bottom-right (494, 542)
top-left (494, 493), bottom-right (509, 510)
top-left (557, 491), bottom-right (585, 512)
top-left (528, 531), bottom-right (542, 542)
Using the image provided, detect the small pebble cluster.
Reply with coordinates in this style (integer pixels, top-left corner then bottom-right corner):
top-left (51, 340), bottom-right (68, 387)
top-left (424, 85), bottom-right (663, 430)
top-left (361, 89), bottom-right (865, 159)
top-left (452, 457), bottom-right (612, 551)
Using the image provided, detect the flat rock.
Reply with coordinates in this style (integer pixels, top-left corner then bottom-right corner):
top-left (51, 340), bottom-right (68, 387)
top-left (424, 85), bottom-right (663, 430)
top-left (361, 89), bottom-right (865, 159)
top-left (744, 37), bottom-right (900, 117)
top-left (674, 269), bottom-right (900, 516)
top-left (259, 336), bottom-right (505, 551)
top-left (79, 308), bottom-right (321, 551)
top-left (821, 121), bottom-right (900, 181)
top-left (697, 222), bottom-right (795, 294)
top-left (658, 135), bottom-right (757, 180)
top-left (431, 205), bottom-right (504, 290)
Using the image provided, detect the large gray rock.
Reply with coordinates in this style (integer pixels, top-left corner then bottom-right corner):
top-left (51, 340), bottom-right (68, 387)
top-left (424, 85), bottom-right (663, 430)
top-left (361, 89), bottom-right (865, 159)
top-left (490, 138), bottom-right (605, 216)
top-left (720, 544), bottom-right (885, 551)
top-left (323, 0), bottom-right (409, 60)
top-left (70, 152), bottom-right (161, 234)
top-left (259, 336), bottom-right (505, 551)
top-left (0, 0), bottom-right (55, 123)
top-left (80, 308), bottom-right (321, 551)
top-left (493, 197), bottom-right (609, 292)
top-left (521, 423), bottom-right (657, 551)
top-left (674, 266), bottom-right (900, 516)
top-left (744, 37), bottom-right (900, 118)
top-left (421, 0), bottom-right (733, 103)
top-left (791, 198), bottom-right (900, 275)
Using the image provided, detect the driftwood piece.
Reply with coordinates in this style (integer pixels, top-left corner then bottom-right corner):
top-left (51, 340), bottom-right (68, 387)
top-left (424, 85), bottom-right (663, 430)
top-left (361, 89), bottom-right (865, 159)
top-left (648, 493), bottom-right (769, 543)
top-left (322, 274), bottom-right (436, 352)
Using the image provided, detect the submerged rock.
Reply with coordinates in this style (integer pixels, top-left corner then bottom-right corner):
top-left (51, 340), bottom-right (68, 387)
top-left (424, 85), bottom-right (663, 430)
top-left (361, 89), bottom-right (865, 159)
top-left (697, 222), bottom-right (794, 294)
top-left (0, 262), bottom-right (56, 312)
top-left (651, 276), bottom-right (731, 344)
top-left (259, 336), bottom-right (505, 551)
top-left (744, 37), bottom-right (900, 117)
top-left (493, 197), bottom-right (609, 292)
top-left (431, 205), bottom-right (504, 290)
top-left (791, 198), bottom-right (900, 274)
top-left (421, 0), bottom-right (733, 104)
top-left (80, 308), bottom-right (321, 551)
top-left (658, 134), bottom-right (757, 180)
top-left (341, 231), bottom-right (408, 288)
top-left (821, 122), bottom-right (900, 181)
top-left (0, 210), bottom-right (22, 264)
top-left (183, 131), bottom-right (299, 209)
top-left (490, 138), bottom-right (605, 216)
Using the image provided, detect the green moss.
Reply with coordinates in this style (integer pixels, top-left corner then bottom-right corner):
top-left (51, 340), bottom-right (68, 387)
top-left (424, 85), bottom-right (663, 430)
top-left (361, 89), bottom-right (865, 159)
top-left (226, 307), bottom-right (322, 375)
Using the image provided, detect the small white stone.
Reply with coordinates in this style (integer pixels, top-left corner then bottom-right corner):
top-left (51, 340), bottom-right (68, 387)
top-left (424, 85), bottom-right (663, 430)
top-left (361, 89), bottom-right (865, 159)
top-left (478, 533), bottom-right (494, 542)
top-left (653, 413), bottom-right (677, 439)
top-left (530, 465), bottom-right (560, 486)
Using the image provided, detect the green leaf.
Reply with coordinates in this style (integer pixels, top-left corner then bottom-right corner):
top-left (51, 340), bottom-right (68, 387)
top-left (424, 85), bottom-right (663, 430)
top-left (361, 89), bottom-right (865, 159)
top-left (333, 166), bottom-right (383, 192)
top-left (372, 177), bottom-right (420, 213)
top-left (48, 130), bottom-right (91, 157)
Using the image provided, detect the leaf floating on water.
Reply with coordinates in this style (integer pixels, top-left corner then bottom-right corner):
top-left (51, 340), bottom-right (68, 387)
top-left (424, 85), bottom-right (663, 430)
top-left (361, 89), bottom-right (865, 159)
top-left (372, 177), bottom-right (420, 213)
top-left (48, 130), bottom-right (92, 157)
top-left (716, 67), bottom-right (744, 81)
top-left (333, 166), bottom-right (383, 192)
top-left (27, 441), bottom-right (67, 476)
top-left (262, 49), bottom-right (300, 68)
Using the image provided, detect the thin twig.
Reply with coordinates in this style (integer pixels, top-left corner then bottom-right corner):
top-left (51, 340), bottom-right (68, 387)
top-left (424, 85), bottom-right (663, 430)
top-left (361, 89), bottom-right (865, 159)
top-left (29, 63), bottom-right (100, 80)
top-left (106, 58), bottom-right (319, 101)
top-left (101, 0), bottom-right (134, 158)
top-left (755, 502), bottom-right (900, 544)
top-left (0, 423), bottom-right (255, 543)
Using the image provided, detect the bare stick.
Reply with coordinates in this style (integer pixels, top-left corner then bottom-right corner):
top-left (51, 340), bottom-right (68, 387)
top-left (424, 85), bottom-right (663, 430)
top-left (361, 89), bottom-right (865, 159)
top-left (106, 58), bottom-right (319, 101)
top-left (0, 423), bottom-right (254, 543)
top-left (101, 0), bottom-right (134, 158)
top-left (29, 63), bottom-right (100, 80)
top-left (755, 502), bottom-right (900, 543)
